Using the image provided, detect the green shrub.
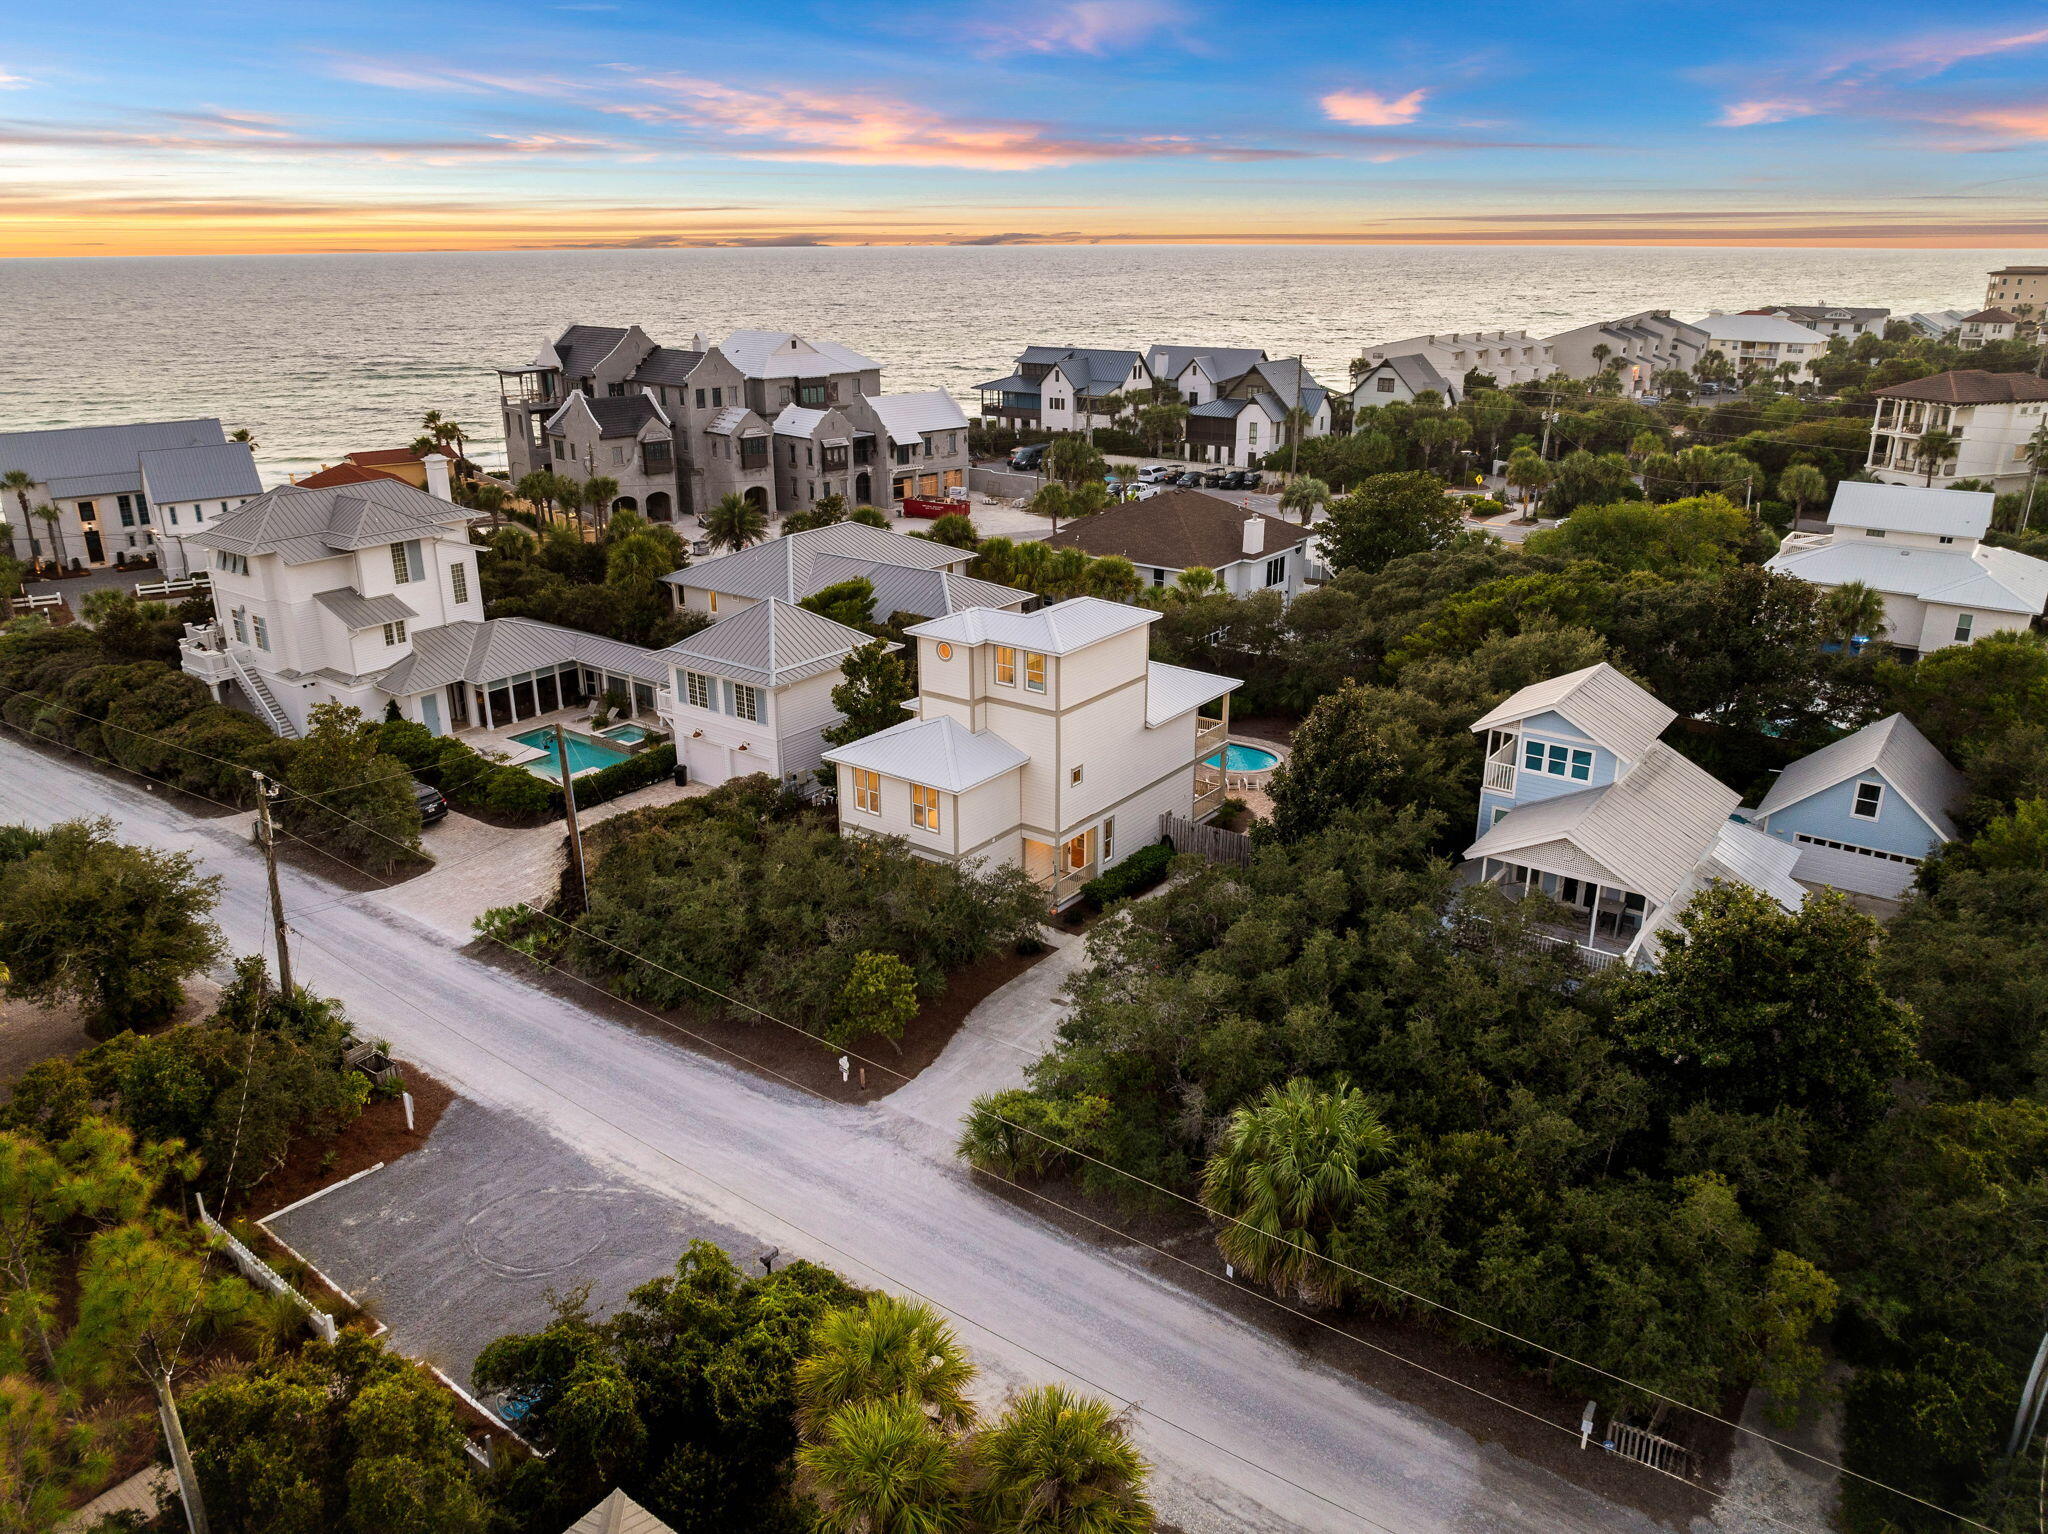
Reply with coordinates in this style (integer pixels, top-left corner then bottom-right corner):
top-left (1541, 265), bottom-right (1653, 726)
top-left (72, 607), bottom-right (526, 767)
top-left (1079, 842), bottom-right (1174, 909)
top-left (374, 719), bottom-right (558, 824)
top-left (570, 743), bottom-right (675, 810)
top-left (958, 1088), bottom-right (1111, 1180)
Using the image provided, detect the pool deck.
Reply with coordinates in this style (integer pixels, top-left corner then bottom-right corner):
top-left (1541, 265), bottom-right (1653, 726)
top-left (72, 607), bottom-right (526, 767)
top-left (457, 706), bottom-right (666, 779)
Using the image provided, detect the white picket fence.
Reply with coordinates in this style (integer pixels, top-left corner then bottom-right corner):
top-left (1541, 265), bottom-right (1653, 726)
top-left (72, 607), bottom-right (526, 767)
top-left (134, 573), bottom-right (209, 600)
top-left (7, 591), bottom-right (63, 614)
top-left (195, 1192), bottom-right (338, 1344)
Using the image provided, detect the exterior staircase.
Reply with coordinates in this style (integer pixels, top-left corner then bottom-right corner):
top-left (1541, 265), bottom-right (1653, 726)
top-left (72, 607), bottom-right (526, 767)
top-left (226, 649), bottom-right (299, 738)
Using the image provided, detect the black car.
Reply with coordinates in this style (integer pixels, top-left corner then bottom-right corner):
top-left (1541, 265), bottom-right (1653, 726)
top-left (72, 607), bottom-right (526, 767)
top-left (412, 779), bottom-right (450, 824)
top-left (1009, 443), bottom-right (1048, 471)
top-left (1229, 469), bottom-right (1265, 490)
top-left (1173, 471), bottom-right (1206, 487)
top-left (1199, 469), bottom-right (1230, 488)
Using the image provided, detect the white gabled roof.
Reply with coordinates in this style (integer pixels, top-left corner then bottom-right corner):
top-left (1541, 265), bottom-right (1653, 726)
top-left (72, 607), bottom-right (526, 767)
top-left (657, 598), bottom-right (877, 688)
top-left (719, 329), bottom-right (880, 379)
top-left (1756, 713), bottom-right (1965, 840)
top-left (1828, 481), bottom-right (1993, 540)
top-left (1765, 541), bottom-right (2048, 615)
top-left (822, 714), bottom-right (1029, 793)
top-left (863, 389), bottom-right (969, 443)
top-left (772, 404), bottom-right (829, 436)
top-left (909, 596), bottom-right (1159, 655)
top-left (1694, 312), bottom-right (1825, 345)
top-left (1144, 661), bottom-right (1240, 727)
top-left (1704, 821), bottom-right (1807, 911)
top-left (1468, 662), bottom-right (1675, 765)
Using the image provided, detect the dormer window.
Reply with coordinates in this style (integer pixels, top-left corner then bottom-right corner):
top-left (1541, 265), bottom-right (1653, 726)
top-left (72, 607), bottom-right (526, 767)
top-left (1853, 782), bottom-right (1884, 820)
top-left (1523, 740), bottom-right (1593, 781)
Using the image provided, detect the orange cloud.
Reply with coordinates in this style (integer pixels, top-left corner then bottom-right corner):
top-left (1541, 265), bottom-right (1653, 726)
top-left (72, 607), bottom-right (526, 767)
top-left (1321, 88), bottom-right (1427, 127)
top-left (1717, 99), bottom-right (1818, 128)
top-left (1940, 104), bottom-right (2048, 141)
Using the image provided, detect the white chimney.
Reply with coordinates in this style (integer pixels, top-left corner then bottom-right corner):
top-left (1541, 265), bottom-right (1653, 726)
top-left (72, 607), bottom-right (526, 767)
top-left (423, 451), bottom-right (452, 501)
top-left (1242, 516), bottom-right (1265, 557)
top-left (690, 331), bottom-right (706, 351)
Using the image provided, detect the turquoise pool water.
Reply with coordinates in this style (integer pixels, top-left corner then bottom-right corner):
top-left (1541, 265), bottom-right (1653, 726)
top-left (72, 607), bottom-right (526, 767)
top-left (1205, 742), bottom-right (1281, 772)
top-left (510, 726), bottom-right (632, 778)
top-left (602, 723), bottom-right (652, 744)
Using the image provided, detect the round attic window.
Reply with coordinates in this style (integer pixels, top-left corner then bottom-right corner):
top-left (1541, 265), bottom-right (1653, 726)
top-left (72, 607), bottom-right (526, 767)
top-left (936, 642), bottom-right (954, 660)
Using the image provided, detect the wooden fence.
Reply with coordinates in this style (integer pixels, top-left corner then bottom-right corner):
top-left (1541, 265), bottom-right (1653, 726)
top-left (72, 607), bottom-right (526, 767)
top-left (1160, 812), bottom-right (1251, 867)
top-left (1607, 1421), bottom-right (1698, 1479)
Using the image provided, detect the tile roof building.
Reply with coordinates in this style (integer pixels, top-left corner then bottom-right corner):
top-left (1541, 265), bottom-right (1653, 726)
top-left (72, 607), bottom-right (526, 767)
top-left (1863, 370), bottom-right (2048, 493)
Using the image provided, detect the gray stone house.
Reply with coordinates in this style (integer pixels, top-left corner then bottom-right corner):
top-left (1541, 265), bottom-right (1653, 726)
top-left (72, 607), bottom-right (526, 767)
top-left (843, 390), bottom-right (972, 505)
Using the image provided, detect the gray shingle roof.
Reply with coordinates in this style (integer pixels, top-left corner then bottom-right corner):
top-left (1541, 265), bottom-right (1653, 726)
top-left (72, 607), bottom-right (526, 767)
top-left (1872, 370), bottom-right (2048, 405)
top-left (822, 714), bottom-right (1030, 793)
top-left (312, 588), bottom-right (418, 630)
top-left (667, 524), bottom-right (965, 601)
top-left (0, 417), bottom-right (227, 489)
top-left (184, 479), bottom-right (470, 565)
top-left (553, 325), bottom-right (630, 380)
top-left (376, 617), bottom-right (667, 695)
top-left (1756, 713), bottom-right (1965, 839)
top-left (657, 598), bottom-right (877, 687)
top-left (630, 346), bottom-right (704, 386)
top-left (138, 442), bottom-right (262, 504)
top-left (1470, 662), bottom-right (1676, 766)
top-left (1358, 354), bottom-right (1453, 399)
top-left (586, 394), bottom-right (669, 439)
top-left (1040, 491), bottom-right (1309, 571)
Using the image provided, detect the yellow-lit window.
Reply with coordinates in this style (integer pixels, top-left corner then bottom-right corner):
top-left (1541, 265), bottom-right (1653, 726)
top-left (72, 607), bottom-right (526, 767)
top-left (1024, 652), bottom-right (1046, 693)
top-left (853, 768), bottom-right (881, 815)
top-left (912, 784), bottom-right (941, 831)
top-left (707, 591), bottom-right (719, 613)
top-left (994, 646), bottom-right (1016, 686)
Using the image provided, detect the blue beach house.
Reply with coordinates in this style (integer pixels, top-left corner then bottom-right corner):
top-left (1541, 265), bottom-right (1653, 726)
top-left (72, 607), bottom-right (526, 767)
top-left (1752, 713), bottom-right (1966, 901)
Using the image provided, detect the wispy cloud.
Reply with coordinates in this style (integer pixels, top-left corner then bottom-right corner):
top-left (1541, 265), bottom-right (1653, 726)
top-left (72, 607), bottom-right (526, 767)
top-left (0, 67), bottom-right (30, 89)
top-left (972, 0), bottom-right (1190, 55)
top-left (1717, 99), bottom-right (1818, 128)
top-left (1320, 88), bottom-right (1427, 127)
top-left (0, 114), bottom-right (639, 161)
top-left (1713, 21), bottom-right (2048, 136)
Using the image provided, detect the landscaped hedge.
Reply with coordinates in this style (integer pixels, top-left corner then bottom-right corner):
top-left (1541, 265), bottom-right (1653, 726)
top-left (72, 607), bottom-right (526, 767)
top-left (570, 743), bottom-right (675, 810)
top-left (374, 719), bottom-right (557, 823)
top-left (1078, 842), bottom-right (1174, 909)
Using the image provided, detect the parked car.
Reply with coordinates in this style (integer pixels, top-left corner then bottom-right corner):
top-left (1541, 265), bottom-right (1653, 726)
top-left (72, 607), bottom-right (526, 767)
top-left (1009, 443), bottom-right (1048, 471)
top-left (1199, 469), bottom-right (1230, 487)
top-left (1228, 469), bottom-right (1265, 490)
top-left (1137, 464), bottom-right (1180, 484)
top-left (412, 779), bottom-right (449, 824)
top-left (1173, 471), bottom-right (1206, 487)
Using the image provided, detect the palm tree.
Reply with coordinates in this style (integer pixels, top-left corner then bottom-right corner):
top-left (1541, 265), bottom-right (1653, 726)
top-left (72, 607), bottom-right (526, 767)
top-left (470, 481), bottom-right (509, 525)
top-left (1777, 463), bottom-right (1828, 521)
top-left (1169, 565), bottom-right (1218, 602)
top-left (1590, 342), bottom-right (1613, 375)
top-left (1043, 435), bottom-right (1107, 491)
top-left (1079, 554), bottom-right (1141, 602)
top-left (2020, 421), bottom-right (2048, 531)
top-left (795, 1295), bottom-right (976, 1437)
top-left (228, 427), bottom-right (258, 449)
top-left (798, 1397), bottom-right (967, 1534)
top-left (1281, 403), bottom-right (1314, 479)
top-left (422, 408), bottom-right (468, 468)
top-left (1821, 581), bottom-right (1887, 649)
top-left (1504, 450), bottom-right (1551, 511)
top-left (703, 492), bottom-right (769, 553)
top-left (33, 503), bottom-right (68, 570)
top-left (3, 470), bottom-right (34, 563)
top-left (968, 1386), bottom-right (1153, 1534)
top-left (1201, 1076), bottom-right (1392, 1306)
top-left (581, 475), bottom-right (621, 530)
top-left (1914, 427), bottom-right (1959, 486)
top-left (1277, 476), bottom-right (1329, 525)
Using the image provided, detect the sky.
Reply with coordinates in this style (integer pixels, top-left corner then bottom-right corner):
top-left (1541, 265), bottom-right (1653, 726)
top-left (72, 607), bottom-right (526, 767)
top-left (5, 0), bottom-right (2048, 257)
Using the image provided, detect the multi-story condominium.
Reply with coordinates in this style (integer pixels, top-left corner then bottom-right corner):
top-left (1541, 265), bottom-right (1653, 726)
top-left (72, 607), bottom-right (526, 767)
top-left (844, 390), bottom-right (972, 505)
top-left (1041, 491), bottom-right (1311, 599)
top-left (1863, 370), bottom-right (2048, 492)
top-left (177, 474), bottom-right (668, 739)
top-left (1349, 354), bottom-right (1460, 408)
top-left (1464, 663), bottom-right (1805, 971)
top-left (1143, 345), bottom-right (1268, 406)
top-left (1903, 310), bottom-right (1968, 341)
top-left (1757, 304), bottom-right (1890, 339)
top-left (1986, 266), bottom-right (2048, 314)
top-left (0, 418), bottom-right (260, 572)
top-left (1766, 481), bottom-right (2048, 656)
top-left (975, 346), bottom-right (1153, 435)
top-left (1544, 311), bottom-right (1708, 393)
top-left (664, 522), bottom-right (1027, 623)
top-left (1354, 331), bottom-right (1556, 390)
top-left (1693, 312), bottom-right (1827, 382)
top-left (497, 326), bottom-right (885, 522)
top-left (822, 597), bottom-right (1239, 907)
top-left (1752, 713), bottom-right (1964, 901)
top-left (1957, 309), bottom-right (2021, 348)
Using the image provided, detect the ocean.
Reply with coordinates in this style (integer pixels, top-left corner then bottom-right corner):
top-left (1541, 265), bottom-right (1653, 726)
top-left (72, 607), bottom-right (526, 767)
top-left (2, 244), bottom-right (2033, 480)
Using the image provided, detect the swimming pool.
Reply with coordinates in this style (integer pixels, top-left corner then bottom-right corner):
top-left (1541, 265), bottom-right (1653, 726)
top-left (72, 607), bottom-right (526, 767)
top-left (1205, 742), bottom-right (1281, 772)
top-left (602, 723), bottom-right (653, 745)
top-left (509, 726), bottom-right (633, 778)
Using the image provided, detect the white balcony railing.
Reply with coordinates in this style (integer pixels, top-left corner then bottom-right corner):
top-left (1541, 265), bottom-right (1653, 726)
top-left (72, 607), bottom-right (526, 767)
top-left (1484, 757), bottom-right (1516, 793)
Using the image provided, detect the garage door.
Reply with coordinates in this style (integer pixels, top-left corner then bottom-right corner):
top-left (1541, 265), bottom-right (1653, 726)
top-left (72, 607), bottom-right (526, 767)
top-left (1792, 842), bottom-right (1918, 900)
top-left (685, 738), bottom-right (730, 787)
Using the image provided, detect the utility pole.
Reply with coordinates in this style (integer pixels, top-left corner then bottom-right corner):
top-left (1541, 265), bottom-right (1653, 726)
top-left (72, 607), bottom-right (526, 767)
top-left (250, 772), bottom-right (293, 995)
top-left (554, 724), bottom-right (588, 914)
top-left (152, 1369), bottom-right (210, 1534)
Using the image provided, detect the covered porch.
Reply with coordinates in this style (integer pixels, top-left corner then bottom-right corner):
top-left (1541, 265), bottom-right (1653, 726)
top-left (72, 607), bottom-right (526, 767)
top-left (1466, 857), bottom-right (1653, 972)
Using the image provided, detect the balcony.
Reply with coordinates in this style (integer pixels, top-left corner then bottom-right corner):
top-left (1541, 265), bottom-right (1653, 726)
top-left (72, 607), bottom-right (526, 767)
top-left (1196, 716), bottom-right (1229, 761)
top-left (1483, 747), bottom-right (1516, 794)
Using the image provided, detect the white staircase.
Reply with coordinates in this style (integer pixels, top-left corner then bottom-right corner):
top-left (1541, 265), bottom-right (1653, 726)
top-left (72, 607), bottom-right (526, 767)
top-left (225, 649), bottom-right (299, 738)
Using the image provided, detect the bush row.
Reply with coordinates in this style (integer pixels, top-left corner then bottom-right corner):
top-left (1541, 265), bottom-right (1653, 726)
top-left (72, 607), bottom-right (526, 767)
top-left (374, 719), bottom-right (557, 823)
top-left (1077, 841), bottom-right (1174, 910)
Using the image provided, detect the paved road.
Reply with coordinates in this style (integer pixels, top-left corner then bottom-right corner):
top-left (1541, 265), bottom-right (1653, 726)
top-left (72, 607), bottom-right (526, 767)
top-left (2, 737), bottom-right (1667, 1534)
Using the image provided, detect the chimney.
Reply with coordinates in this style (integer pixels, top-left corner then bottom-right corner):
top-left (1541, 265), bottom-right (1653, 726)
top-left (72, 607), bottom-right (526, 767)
top-left (690, 331), bottom-right (706, 351)
top-left (423, 451), bottom-right (452, 501)
top-left (1242, 516), bottom-right (1265, 557)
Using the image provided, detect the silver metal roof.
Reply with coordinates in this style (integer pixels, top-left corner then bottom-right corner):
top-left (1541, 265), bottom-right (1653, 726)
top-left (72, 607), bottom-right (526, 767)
top-left (185, 479), bottom-right (470, 565)
top-left (823, 714), bottom-right (1029, 793)
top-left (657, 598), bottom-right (877, 687)
top-left (137, 442), bottom-right (262, 504)
top-left (1827, 481), bottom-right (1993, 539)
top-left (1469, 662), bottom-right (1676, 764)
top-left (1766, 540), bottom-right (2048, 615)
top-left (0, 417), bottom-right (226, 487)
top-left (807, 553), bottom-right (1028, 620)
top-left (718, 330), bottom-right (879, 379)
top-left (375, 617), bottom-right (667, 695)
top-left (909, 596), bottom-right (1159, 656)
top-left (860, 389), bottom-right (968, 443)
top-left (312, 588), bottom-right (418, 630)
top-left (667, 523), bottom-right (965, 601)
top-left (1756, 713), bottom-right (1965, 840)
top-left (1145, 661), bottom-right (1240, 727)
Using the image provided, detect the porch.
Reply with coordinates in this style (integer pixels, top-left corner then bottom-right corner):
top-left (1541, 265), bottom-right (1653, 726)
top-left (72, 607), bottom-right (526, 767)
top-left (1194, 711), bottom-right (1230, 818)
top-left (1466, 858), bottom-right (1650, 972)
top-left (445, 659), bottom-right (662, 737)
top-left (1025, 827), bottom-right (1100, 910)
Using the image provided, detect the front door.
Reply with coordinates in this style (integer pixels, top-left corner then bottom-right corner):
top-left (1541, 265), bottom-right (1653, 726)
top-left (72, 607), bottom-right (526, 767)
top-left (81, 528), bottom-right (103, 564)
top-left (420, 694), bottom-right (442, 735)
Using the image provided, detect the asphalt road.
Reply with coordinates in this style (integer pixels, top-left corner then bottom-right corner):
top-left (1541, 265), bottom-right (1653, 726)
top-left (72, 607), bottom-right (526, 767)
top-left (1, 737), bottom-right (1668, 1534)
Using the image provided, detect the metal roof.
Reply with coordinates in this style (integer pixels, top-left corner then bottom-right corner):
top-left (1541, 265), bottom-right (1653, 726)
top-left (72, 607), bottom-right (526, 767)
top-left (772, 404), bottom-right (830, 436)
top-left (1766, 540), bottom-right (2048, 615)
top-left (1693, 312), bottom-right (1824, 345)
top-left (806, 554), bottom-right (1029, 619)
top-left (311, 588), bottom-right (418, 630)
top-left (657, 598), bottom-right (877, 687)
top-left (0, 417), bottom-right (227, 487)
top-left (46, 471), bottom-right (147, 499)
top-left (1466, 742), bottom-right (1742, 905)
top-left (1145, 661), bottom-right (1240, 726)
top-left (909, 596), bottom-right (1159, 655)
top-left (974, 373), bottom-right (1039, 394)
top-left (703, 406), bottom-right (754, 436)
top-left (861, 390), bottom-right (968, 443)
top-left (1827, 481), bottom-right (1993, 539)
top-left (136, 442), bottom-right (262, 505)
top-left (1146, 345), bottom-right (1267, 382)
top-left (1469, 662), bottom-right (1676, 765)
top-left (1701, 821), bottom-right (1806, 912)
top-left (1355, 354), bottom-right (1453, 399)
top-left (1757, 713), bottom-right (1965, 838)
top-left (667, 523), bottom-right (965, 601)
top-left (718, 330), bottom-right (879, 379)
top-left (376, 617), bottom-right (668, 695)
top-left (185, 479), bottom-right (470, 565)
top-left (823, 713), bottom-right (1029, 793)
top-left (560, 1490), bottom-right (678, 1534)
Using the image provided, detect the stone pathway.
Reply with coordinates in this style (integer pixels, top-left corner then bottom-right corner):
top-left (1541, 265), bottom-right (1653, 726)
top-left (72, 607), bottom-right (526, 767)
top-left (59, 1467), bottom-right (171, 1531)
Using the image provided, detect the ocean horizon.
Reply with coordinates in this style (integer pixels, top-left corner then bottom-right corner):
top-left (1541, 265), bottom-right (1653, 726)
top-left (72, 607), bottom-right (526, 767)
top-left (6, 242), bottom-right (2038, 480)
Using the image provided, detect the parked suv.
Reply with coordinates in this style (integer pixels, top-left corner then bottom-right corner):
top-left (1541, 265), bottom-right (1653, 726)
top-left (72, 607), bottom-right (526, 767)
top-left (1009, 443), bottom-right (1048, 471)
top-left (1137, 464), bottom-right (1180, 484)
top-left (412, 779), bottom-right (449, 824)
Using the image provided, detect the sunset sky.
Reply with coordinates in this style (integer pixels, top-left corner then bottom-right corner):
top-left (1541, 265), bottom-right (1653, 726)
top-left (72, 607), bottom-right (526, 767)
top-left (6, 0), bottom-right (2048, 256)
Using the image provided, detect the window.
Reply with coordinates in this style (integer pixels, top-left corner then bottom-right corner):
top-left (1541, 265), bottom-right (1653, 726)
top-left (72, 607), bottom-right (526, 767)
top-left (912, 783), bottom-right (941, 831)
top-left (231, 608), bottom-right (248, 643)
top-left (994, 646), bottom-right (1017, 685)
top-left (391, 541), bottom-right (421, 584)
top-left (853, 768), bottom-right (881, 814)
top-left (799, 382), bottom-right (827, 408)
top-left (382, 620), bottom-right (407, 645)
top-left (1102, 816), bottom-right (1115, 862)
top-left (1853, 781), bottom-right (1884, 820)
top-left (450, 562), bottom-right (469, 605)
top-left (1070, 765), bottom-right (1084, 786)
top-left (1939, 535), bottom-right (1955, 544)
top-left (1793, 832), bottom-right (1918, 865)
top-left (215, 550), bottom-right (248, 576)
top-left (1955, 612), bottom-right (1975, 642)
top-left (1024, 652), bottom-right (1046, 693)
top-left (732, 683), bottom-right (760, 722)
top-left (707, 591), bottom-right (719, 614)
top-left (1248, 422), bottom-right (1260, 444)
top-left (612, 445), bottom-right (627, 466)
top-left (1863, 528), bottom-right (1886, 538)
top-left (117, 495), bottom-right (135, 527)
top-left (1491, 805), bottom-right (1511, 827)
top-left (1521, 739), bottom-right (1594, 780)
top-left (712, 387), bottom-right (723, 407)
top-left (1265, 556), bottom-right (1286, 586)
top-left (685, 671), bottom-right (711, 709)
top-left (695, 388), bottom-right (706, 408)
top-left (251, 615), bottom-right (270, 650)
top-left (1049, 397), bottom-right (1066, 411)
top-left (1376, 376), bottom-right (1396, 393)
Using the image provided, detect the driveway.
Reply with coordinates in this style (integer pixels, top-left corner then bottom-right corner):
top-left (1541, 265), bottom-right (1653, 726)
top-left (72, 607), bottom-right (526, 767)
top-left (3, 735), bottom-right (1672, 1534)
